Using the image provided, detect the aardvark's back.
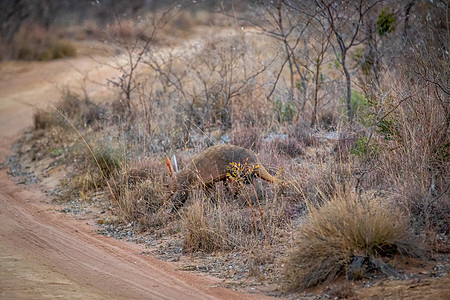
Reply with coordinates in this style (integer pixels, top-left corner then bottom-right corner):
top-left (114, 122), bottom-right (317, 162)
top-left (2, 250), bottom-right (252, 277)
top-left (182, 144), bottom-right (278, 185)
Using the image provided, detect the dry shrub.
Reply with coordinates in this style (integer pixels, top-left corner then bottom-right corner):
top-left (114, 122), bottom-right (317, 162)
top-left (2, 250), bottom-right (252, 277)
top-left (333, 131), bottom-right (358, 161)
top-left (318, 110), bottom-right (339, 130)
top-left (32, 91), bottom-right (109, 201)
top-left (182, 200), bottom-right (224, 253)
top-left (49, 41), bottom-right (76, 59)
top-left (158, 10), bottom-right (209, 40)
top-left (300, 158), bottom-right (355, 208)
top-left (269, 137), bottom-right (304, 158)
top-left (91, 144), bottom-right (123, 180)
top-left (181, 193), bottom-right (255, 253)
top-left (66, 140), bottom-right (123, 201)
top-left (106, 19), bottom-right (145, 42)
top-left (182, 181), bottom-right (293, 253)
top-left (33, 89), bottom-right (104, 131)
top-left (12, 23), bottom-right (76, 61)
top-left (33, 109), bottom-right (62, 130)
top-left (375, 77), bottom-right (450, 235)
top-left (287, 124), bottom-right (318, 147)
top-left (68, 172), bottom-right (99, 199)
top-left (56, 89), bottom-right (105, 128)
top-left (231, 124), bottom-right (263, 151)
top-left (252, 145), bottom-right (306, 216)
top-left (108, 157), bottom-right (169, 229)
top-left (284, 191), bottom-right (418, 290)
top-left (17, 40), bottom-right (76, 61)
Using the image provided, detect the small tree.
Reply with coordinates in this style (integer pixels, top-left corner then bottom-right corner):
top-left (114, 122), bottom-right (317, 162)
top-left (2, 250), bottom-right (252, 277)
top-left (317, 0), bottom-right (381, 123)
top-left (106, 6), bottom-right (180, 121)
top-left (250, 0), bottom-right (312, 118)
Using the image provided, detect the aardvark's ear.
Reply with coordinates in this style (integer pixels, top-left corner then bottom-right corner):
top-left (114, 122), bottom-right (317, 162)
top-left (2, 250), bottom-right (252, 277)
top-left (171, 154), bottom-right (178, 173)
top-left (165, 155), bottom-right (174, 177)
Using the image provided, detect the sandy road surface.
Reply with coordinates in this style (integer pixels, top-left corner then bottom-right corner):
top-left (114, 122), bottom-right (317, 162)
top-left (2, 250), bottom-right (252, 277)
top-left (0, 57), bottom-right (272, 299)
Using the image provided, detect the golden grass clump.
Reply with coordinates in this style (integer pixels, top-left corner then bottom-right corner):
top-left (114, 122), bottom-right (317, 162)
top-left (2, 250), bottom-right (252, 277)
top-left (108, 158), bottom-right (169, 229)
top-left (284, 191), bottom-right (417, 290)
top-left (181, 191), bottom-right (260, 253)
top-left (181, 181), bottom-right (292, 254)
top-left (182, 200), bottom-right (221, 253)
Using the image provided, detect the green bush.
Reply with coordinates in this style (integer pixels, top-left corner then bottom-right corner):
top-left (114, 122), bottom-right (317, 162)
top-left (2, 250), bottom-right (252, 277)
top-left (274, 99), bottom-right (296, 123)
top-left (377, 8), bottom-right (396, 36)
top-left (341, 90), bottom-right (371, 124)
top-left (377, 118), bottom-right (398, 140)
top-left (350, 136), bottom-right (380, 158)
top-left (92, 144), bottom-right (123, 180)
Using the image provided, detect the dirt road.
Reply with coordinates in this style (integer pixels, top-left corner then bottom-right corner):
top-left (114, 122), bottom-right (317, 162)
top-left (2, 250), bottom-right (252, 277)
top-left (0, 57), bottom-right (271, 299)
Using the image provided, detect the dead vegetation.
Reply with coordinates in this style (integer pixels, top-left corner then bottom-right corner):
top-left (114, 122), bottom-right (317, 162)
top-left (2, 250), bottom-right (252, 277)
top-left (8, 0), bottom-right (449, 298)
top-left (285, 190), bottom-right (419, 290)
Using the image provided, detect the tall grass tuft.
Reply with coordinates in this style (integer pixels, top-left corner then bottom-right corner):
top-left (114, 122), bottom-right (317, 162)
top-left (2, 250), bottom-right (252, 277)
top-left (284, 190), bottom-right (418, 290)
top-left (108, 158), bottom-right (169, 229)
top-left (181, 177), bottom-right (295, 254)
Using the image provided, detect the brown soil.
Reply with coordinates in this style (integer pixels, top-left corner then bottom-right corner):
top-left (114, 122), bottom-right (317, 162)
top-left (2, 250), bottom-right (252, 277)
top-left (0, 55), bottom-right (273, 299)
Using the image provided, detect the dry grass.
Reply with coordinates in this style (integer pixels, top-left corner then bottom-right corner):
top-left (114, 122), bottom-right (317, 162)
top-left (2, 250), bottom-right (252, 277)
top-left (182, 200), bottom-right (225, 253)
top-left (284, 190), bottom-right (418, 290)
top-left (365, 68), bottom-right (450, 238)
top-left (32, 90), bottom-right (108, 200)
top-left (33, 109), bottom-right (61, 130)
top-left (108, 157), bottom-right (170, 229)
top-left (181, 166), bottom-right (298, 253)
top-left (33, 89), bottom-right (104, 131)
top-left (11, 23), bottom-right (76, 61)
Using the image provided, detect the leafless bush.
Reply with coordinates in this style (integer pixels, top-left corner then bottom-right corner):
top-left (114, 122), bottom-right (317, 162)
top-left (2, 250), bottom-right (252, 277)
top-left (143, 29), bottom-right (273, 144)
top-left (287, 124), bottom-right (318, 147)
top-left (231, 124), bottom-right (263, 151)
top-left (269, 137), bottom-right (304, 158)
